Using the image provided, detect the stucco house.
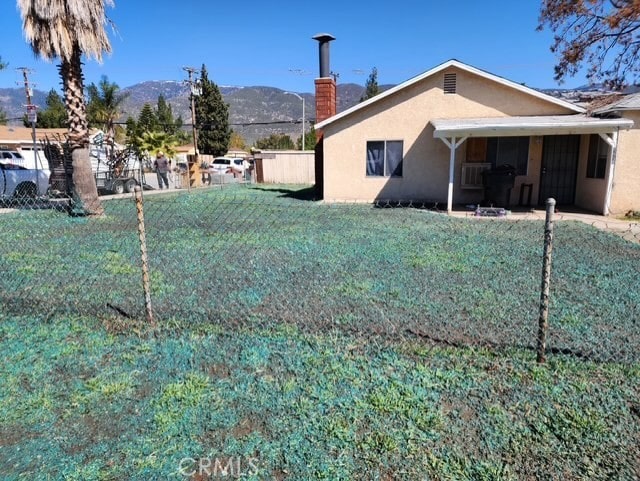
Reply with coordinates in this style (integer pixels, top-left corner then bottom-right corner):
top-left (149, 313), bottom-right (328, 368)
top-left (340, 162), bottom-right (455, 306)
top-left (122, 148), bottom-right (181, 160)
top-left (312, 53), bottom-right (637, 216)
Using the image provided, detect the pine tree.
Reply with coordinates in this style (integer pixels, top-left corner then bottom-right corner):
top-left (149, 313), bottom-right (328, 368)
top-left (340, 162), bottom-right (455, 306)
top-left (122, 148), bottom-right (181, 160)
top-left (125, 116), bottom-right (141, 151)
top-left (156, 94), bottom-right (175, 134)
top-left (137, 103), bottom-right (158, 133)
top-left (36, 89), bottom-right (67, 128)
top-left (195, 64), bottom-right (231, 156)
top-left (360, 67), bottom-right (380, 102)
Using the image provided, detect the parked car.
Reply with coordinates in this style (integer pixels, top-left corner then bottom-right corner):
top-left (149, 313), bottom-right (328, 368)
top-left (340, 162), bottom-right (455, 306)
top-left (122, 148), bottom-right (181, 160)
top-left (0, 161), bottom-right (50, 198)
top-left (209, 157), bottom-right (250, 175)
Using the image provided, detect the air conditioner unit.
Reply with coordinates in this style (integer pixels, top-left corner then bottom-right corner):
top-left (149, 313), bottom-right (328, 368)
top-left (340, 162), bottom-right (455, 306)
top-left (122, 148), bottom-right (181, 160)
top-left (461, 162), bottom-right (491, 189)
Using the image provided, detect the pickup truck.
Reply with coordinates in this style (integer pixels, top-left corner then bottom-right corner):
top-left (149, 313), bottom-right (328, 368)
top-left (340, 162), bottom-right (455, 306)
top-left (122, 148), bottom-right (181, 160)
top-left (0, 161), bottom-right (50, 199)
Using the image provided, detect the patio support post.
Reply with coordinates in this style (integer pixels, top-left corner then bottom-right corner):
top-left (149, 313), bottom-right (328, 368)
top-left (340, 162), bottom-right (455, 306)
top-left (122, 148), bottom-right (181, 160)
top-left (438, 136), bottom-right (467, 214)
top-left (601, 129), bottom-right (619, 216)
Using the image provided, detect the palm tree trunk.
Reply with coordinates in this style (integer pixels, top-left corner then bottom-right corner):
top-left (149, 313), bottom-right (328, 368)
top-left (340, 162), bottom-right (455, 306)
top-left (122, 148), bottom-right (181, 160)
top-left (60, 45), bottom-right (103, 216)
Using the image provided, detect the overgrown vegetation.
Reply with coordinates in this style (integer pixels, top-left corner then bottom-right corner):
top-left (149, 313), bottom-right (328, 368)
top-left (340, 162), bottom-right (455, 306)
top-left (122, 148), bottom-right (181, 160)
top-left (0, 186), bottom-right (638, 479)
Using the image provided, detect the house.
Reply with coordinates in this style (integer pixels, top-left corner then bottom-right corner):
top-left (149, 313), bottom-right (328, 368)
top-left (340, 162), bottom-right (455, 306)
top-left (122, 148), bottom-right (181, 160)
top-left (0, 126), bottom-right (68, 151)
top-left (311, 38), bottom-right (637, 215)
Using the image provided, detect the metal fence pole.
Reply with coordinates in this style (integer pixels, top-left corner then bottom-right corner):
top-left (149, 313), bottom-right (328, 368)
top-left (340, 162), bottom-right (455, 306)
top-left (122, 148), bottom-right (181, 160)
top-left (134, 186), bottom-right (154, 326)
top-left (537, 198), bottom-right (556, 363)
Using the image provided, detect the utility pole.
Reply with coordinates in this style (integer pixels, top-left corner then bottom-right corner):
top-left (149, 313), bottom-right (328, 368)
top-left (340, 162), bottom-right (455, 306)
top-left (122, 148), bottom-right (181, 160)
top-left (18, 67), bottom-right (33, 104)
top-left (17, 67), bottom-right (41, 195)
top-left (183, 66), bottom-right (201, 156)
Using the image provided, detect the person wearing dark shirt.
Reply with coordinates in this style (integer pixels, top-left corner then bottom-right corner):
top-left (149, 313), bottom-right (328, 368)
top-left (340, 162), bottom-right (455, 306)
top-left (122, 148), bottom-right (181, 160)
top-left (154, 151), bottom-right (170, 189)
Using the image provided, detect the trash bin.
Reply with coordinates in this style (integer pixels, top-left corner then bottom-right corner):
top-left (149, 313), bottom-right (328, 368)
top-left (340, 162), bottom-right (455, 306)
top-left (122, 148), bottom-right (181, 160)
top-left (482, 164), bottom-right (516, 207)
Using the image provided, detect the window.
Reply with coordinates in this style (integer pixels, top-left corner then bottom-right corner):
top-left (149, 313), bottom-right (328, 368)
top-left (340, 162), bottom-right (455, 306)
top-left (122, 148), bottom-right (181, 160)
top-left (486, 136), bottom-right (529, 175)
top-left (366, 140), bottom-right (403, 177)
top-left (443, 73), bottom-right (457, 94)
top-left (587, 134), bottom-right (608, 179)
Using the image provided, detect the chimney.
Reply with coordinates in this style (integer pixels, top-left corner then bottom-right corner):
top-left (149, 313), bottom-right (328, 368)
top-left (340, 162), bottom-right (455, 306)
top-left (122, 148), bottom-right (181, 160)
top-left (313, 33), bottom-right (336, 124)
top-left (312, 33), bottom-right (335, 199)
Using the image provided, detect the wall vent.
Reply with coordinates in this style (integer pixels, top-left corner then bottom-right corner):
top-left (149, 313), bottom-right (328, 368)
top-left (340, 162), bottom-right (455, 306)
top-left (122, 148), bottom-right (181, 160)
top-left (443, 73), bottom-right (457, 94)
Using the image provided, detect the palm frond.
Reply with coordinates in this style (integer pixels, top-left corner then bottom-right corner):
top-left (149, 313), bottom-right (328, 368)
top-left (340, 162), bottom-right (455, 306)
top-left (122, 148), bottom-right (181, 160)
top-left (17, 0), bottom-right (114, 62)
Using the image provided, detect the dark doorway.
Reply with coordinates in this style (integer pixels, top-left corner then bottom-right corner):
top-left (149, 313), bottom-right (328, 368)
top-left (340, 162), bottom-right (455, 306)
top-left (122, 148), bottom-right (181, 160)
top-left (539, 135), bottom-right (580, 205)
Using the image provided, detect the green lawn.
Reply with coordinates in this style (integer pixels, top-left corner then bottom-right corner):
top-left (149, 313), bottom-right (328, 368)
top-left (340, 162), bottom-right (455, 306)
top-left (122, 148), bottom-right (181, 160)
top-left (0, 185), bottom-right (639, 480)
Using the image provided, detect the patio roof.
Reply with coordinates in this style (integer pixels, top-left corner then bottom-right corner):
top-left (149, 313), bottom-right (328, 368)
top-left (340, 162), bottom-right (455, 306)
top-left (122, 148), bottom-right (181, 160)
top-left (592, 92), bottom-right (640, 114)
top-left (432, 114), bottom-right (633, 139)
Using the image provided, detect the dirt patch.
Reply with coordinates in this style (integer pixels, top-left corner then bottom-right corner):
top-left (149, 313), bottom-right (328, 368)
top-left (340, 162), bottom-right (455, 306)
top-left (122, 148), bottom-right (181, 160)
top-left (207, 363), bottom-right (231, 380)
top-left (0, 424), bottom-right (35, 447)
top-left (231, 415), bottom-right (267, 438)
top-left (61, 413), bottom-right (126, 456)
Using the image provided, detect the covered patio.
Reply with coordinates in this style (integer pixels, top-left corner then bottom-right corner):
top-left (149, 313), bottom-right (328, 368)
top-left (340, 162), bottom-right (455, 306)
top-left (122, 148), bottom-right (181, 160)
top-left (431, 114), bottom-right (634, 214)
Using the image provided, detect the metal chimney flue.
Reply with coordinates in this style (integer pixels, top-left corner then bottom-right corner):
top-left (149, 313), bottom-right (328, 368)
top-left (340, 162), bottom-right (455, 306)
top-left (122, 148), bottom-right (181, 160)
top-left (312, 33), bottom-right (336, 78)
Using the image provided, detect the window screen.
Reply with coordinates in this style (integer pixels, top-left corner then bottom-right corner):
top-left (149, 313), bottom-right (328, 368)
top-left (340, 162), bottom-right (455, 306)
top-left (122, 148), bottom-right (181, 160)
top-left (366, 140), bottom-right (403, 177)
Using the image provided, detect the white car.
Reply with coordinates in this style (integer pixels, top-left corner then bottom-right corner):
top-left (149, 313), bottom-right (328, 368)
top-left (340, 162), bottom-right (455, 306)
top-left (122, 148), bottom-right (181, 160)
top-left (0, 161), bottom-right (50, 198)
top-left (209, 157), bottom-right (250, 175)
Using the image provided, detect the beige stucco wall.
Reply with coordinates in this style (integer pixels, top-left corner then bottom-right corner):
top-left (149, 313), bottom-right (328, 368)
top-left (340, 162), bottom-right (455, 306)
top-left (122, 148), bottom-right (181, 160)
top-left (609, 112), bottom-right (640, 215)
top-left (322, 66), bottom-right (576, 203)
top-left (574, 134), bottom-right (608, 214)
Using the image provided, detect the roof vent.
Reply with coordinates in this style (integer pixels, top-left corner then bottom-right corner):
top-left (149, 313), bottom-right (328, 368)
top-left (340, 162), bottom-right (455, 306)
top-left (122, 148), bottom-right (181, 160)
top-left (444, 73), bottom-right (457, 94)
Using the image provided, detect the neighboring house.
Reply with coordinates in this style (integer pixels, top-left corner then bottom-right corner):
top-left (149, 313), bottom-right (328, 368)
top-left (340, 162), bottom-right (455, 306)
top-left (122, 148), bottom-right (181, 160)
top-left (312, 58), bottom-right (636, 215)
top-left (0, 126), bottom-right (68, 170)
top-left (0, 126), bottom-right (68, 151)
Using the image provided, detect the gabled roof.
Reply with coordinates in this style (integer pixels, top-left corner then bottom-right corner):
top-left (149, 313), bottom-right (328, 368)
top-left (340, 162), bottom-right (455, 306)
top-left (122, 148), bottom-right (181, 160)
top-left (315, 59), bottom-right (585, 129)
top-left (592, 92), bottom-right (640, 114)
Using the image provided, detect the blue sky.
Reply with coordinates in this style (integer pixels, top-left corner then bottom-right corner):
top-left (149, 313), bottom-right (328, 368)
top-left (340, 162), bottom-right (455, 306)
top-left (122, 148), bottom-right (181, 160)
top-left (0, 1), bottom-right (590, 96)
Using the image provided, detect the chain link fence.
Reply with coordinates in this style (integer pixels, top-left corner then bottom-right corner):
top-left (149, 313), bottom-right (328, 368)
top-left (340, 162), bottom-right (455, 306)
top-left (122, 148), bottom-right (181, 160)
top-left (2, 182), bottom-right (640, 479)
top-left (2, 185), bottom-right (639, 363)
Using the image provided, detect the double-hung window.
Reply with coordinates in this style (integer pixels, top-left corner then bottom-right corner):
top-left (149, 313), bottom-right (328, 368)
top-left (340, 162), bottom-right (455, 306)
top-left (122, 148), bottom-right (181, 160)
top-left (366, 140), bottom-right (403, 177)
top-left (586, 134), bottom-right (608, 179)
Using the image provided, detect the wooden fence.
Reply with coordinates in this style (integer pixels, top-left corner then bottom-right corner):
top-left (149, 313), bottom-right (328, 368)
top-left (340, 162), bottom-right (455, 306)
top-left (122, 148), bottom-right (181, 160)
top-left (255, 150), bottom-right (315, 184)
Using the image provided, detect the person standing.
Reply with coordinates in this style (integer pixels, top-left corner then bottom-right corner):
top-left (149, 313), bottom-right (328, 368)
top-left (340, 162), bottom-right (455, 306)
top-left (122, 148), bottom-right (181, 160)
top-left (154, 151), bottom-right (170, 189)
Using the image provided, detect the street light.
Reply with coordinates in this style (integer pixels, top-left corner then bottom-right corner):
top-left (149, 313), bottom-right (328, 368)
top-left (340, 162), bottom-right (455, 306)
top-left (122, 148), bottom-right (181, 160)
top-left (284, 91), bottom-right (305, 150)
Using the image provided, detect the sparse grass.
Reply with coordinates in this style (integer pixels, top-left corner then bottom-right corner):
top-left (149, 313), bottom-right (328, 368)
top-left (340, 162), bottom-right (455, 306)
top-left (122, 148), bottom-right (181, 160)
top-left (0, 185), bottom-right (639, 479)
top-left (0, 313), bottom-right (638, 480)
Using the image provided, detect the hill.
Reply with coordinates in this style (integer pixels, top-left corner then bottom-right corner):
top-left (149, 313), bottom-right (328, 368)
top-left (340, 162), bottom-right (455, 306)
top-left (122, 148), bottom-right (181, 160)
top-left (0, 81), bottom-right (375, 145)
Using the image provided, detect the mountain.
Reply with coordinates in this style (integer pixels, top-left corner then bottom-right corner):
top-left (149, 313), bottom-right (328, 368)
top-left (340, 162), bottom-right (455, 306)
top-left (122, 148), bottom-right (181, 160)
top-left (0, 87), bottom-right (48, 123)
top-left (118, 81), bottom-right (373, 144)
top-left (1, 80), bottom-right (388, 145)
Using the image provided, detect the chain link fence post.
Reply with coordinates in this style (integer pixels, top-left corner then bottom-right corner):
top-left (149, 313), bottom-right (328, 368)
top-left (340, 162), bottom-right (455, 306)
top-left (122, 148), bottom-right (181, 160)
top-left (134, 186), bottom-right (154, 326)
top-left (537, 197), bottom-right (556, 363)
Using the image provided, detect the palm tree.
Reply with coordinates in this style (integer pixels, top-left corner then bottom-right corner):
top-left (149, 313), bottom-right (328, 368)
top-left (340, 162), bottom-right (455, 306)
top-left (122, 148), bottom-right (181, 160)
top-left (18, 0), bottom-right (114, 215)
top-left (87, 75), bottom-right (129, 145)
top-left (138, 131), bottom-right (178, 161)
